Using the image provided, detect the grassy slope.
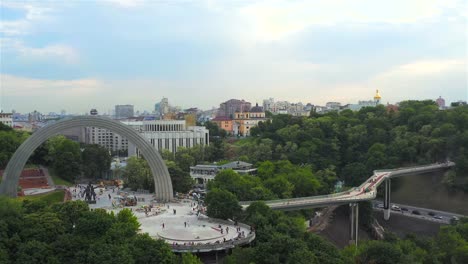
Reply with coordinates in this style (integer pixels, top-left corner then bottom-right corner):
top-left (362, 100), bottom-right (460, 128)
top-left (48, 168), bottom-right (73, 187)
top-left (18, 190), bottom-right (65, 205)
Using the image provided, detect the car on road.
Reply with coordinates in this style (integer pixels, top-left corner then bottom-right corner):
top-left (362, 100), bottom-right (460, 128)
top-left (412, 210), bottom-right (421, 215)
top-left (401, 207), bottom-right (409, 212)
top-left (377, 203), bottom-right (384, 208)
top-left (452, 216), bottom-right (460, 221)
top-left (391, 205), bottom-right (401, 211)
top-left (428, 211), bottom-right (436, 216)
top-left (433, 215), bottom-right (443, 220)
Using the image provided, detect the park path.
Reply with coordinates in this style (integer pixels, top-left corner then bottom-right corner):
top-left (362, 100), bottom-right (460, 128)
top-left (39, 166), bottom-right (55, 188)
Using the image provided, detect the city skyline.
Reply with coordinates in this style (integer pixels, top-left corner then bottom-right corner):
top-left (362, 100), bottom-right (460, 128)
top-left (1, 0), bottom-right (467, 113)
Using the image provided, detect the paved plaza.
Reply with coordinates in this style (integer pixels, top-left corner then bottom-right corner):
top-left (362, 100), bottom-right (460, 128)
top-left (70, 185), bottom-right (255, 251)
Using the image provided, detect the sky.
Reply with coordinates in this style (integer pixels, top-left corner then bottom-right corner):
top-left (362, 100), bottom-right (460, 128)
top-left (0, 0), bottom-right (467, 114)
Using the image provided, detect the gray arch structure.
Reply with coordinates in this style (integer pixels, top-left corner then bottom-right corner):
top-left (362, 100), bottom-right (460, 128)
top-left (0, 116), bottom-right (173, 201)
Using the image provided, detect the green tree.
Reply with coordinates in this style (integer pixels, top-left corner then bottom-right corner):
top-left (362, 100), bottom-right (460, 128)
top-left (166, 161), bottom-right (193, 193)
top-left (16, 240), bottom-right (59, 264)
top-left (123, 157), bottom-right (153, 192)
top-left (129, 234), bottom-right (176, 264)
top-left (81, 144), bottom-right (111, 179)
top-left (354, 240), bottom-right (404, 264)
top-left (47, 136), bottom-right (82, 182)
top-left (205, 188), bottom-right (241, 219)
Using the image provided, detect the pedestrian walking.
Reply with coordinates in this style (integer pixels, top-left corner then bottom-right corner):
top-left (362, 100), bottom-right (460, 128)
top-left (162, 223), bottom-right (165, 229)
top-left (108, 194), bottom-right (111, 200)
top-left (184, 222), bottom-right (187, 228)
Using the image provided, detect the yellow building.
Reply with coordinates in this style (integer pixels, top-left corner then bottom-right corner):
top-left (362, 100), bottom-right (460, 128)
top-left (233, 104), bottom-right (267, 136)
top-left (212, 116), bottom-right (233, 134)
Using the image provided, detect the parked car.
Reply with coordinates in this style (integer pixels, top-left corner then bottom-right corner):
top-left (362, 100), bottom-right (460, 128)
top-left (377, 203), bottom-right (384, 208)
top-left (428, 211), bottom-right (435, 216)
top-left (401, 207), bottom-right (409, 211)
top-left (433, 215), bottom-right (443, 220)
top-left (391, 205), bottom-right (401, 211)
top-left (412, 210), bottom-right (421, 215)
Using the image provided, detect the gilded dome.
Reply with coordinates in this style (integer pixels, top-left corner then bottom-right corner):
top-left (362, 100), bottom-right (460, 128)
top-left (374, 89), bottom-right (381, 100)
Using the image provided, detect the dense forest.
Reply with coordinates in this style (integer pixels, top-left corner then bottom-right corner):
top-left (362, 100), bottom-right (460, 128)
top-left (0, 197), bottom-right (201, 264)
top-left (215, 101), bottom-right (468, 191)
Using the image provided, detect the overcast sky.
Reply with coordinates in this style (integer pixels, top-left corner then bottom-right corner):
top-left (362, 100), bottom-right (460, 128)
top-left (1, 0), bottom-right (467, 114)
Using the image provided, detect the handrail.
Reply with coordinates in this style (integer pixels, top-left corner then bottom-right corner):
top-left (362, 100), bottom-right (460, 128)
top-left (166, 217), bottom-right (255, 252)
top-left (241, 162), bottom-right (454, 209)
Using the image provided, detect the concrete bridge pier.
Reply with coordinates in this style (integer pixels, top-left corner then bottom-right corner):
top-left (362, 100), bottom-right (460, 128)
top-left (383, 178), bottom-right (391, 220)
top-left (349, 203), bottom-right (359, 246)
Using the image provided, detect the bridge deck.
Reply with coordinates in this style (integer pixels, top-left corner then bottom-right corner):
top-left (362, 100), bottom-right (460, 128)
top-left (241, 162), bottom-right (455, 210)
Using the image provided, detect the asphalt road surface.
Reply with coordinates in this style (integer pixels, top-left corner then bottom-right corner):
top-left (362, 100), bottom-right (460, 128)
top-left (372, 200), bottom-right (465, 224)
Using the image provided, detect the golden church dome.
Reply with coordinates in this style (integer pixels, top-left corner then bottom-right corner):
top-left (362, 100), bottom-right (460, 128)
top-left (374, 89), bottom-right (381, 100)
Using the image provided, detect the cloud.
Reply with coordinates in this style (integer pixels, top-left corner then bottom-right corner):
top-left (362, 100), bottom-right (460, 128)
top-left (371, 59), bottom-right (467, 102)
top-left (105, 0), bottom-right (146, 8)
top-left (1, 74), bottom-right (101, 97)
top-left (374, 59), bottom-right (466, 79)
top-left (236, 0), bottom-right (464, 43)
top-left (1, 38), bottom-right (79, 64)
top-left (0, 1), bottom-right (54, 35)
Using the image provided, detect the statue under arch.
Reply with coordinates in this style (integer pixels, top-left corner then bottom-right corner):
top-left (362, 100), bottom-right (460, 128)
top-left (0, 116), bottom-right (173, 201)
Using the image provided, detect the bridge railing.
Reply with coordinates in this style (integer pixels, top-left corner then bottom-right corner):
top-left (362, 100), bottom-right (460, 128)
top-left (167, 219), bottom-right (255, 252)
top-left (240, 162), bottom-right (453, 209)
top-left (373, 162), bottom-right (454, 174)
top-left (239, 190), bottom-right (351, 206)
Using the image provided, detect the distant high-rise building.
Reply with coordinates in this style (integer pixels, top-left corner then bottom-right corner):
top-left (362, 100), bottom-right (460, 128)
top-left (28, 110), bottom-right (42, 122)
top-left (326, 102), bottom-right (341, 110)
top-left (115, 105), bottom-right (134, 119)
top-left (218, 99), bottom-right (251, 118)
top-left (155, 97), bottom-right (170, 118)
top-left (436, 96), bottom-right (446, 109)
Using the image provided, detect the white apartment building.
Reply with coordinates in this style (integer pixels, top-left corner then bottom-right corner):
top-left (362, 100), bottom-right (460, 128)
top-left (125, 120), bottom-right (209, 155)
top-left (0, 112), bottom-right (13, 127)
top-left (85, 119), bottom-right (209, 155)
top-left (86, 127), bottom-right (128, 151)
top-left (263, 98), bottom-right (310, 116)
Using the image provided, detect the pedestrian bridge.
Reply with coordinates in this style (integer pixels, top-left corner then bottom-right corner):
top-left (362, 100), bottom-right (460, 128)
top-left (240, 162), bottom-right (455, 211)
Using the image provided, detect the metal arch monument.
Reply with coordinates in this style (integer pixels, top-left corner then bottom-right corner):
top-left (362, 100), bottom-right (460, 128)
top-left (0, 116), bottom-right (174, 201)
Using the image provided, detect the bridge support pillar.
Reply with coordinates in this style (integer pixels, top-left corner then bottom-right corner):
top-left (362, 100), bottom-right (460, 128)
top-left (384, 178), bottom-right (391, 220)
top-left (349, 203), bottom-right (359, 246)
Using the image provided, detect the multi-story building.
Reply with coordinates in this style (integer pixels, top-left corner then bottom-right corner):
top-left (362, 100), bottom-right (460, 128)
top-left (218, 99), bottom-right (251, 119)
top-left (436, 96), bottom-right (446, 109)
top-left (0, 112), bottom-right (13, 127)
top-left (115, 105), bottom-right (134, 119)
top-left (125, 120), bottom-right (209, 155)
top-left (233, 104), bottom-right (267, 136)
top-left (84, 119), bottom-right (209, 155)
top-left (211, 116), bottom-right (233, 134)
top-left (341, 90), bottom-right (382, 112)
top-left (156, 98), bottom-right (170, 116)
top-left (190, 161), bottom-right (256, 185)
top-left (263, 98), bottom-right (310, 116)
top-left (86, 127), bottom-right (128, 152)
top-left (325, 102), bottom-right (341, 110)
top-left (28, 110), bottom-right (42, 122)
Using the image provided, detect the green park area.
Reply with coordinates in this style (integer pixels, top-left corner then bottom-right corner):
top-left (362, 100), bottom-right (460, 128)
top-left (17, 190), bottom-right (65, 205)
